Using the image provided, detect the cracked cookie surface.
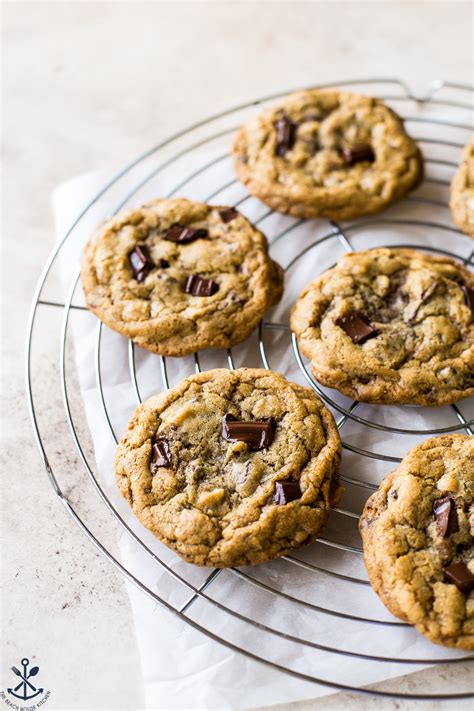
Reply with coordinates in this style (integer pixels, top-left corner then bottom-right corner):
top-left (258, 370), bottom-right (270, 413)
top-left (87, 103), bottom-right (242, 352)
top-left (81, 198), bottom-right (283, 356)
top-left (450, 139), bottom-right (474, 238)
top-left (290, 248), bottom-right (474, 406)
top-left (360, 435), bottom-right (474, 650)
top-left (115, 368), bottom-right (342, 567)
top-left (232, 90), bottom-right (423, 220)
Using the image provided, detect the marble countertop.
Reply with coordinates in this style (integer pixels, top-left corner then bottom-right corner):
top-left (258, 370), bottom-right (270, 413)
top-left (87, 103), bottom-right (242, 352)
top-left (3, 2), bottom-right (473, 709)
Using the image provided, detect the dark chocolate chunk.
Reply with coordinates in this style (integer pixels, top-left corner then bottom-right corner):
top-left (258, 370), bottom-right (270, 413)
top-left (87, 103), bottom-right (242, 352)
top-left (129, 245), bottom-right (151, 273)
top-left (129, 244), bottom-right (154, 282)
top-left (219, 207), bottom-right (239, 224)
top-left (342, 146), bottom-right (375, 166)
top-left (335, 311), bottom-right (379, 344)
top-left (461, 284), bottom-right (474, 320)
top-left (164, 226), bottom-right (208, 244)
top-left (433, 497), bottom-right (459, 538)
top-left (273, 480), bottom-right (302, 505)
top-left (158, 258), bottom-right (170, 269)
top-left (185, 274), bottom-right (219, 297)
top-left (444, 562), bottom-right (474, 593)
top-left (151, 436), bottom-right (172, 468)
top-left (275, 115), bottom-right (297, 156)
top-left (221, 414), bottom-right (275, 450)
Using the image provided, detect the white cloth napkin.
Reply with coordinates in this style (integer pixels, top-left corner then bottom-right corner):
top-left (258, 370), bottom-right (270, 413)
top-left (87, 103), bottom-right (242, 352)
top-left (51, 119), bottom-right (473, 710)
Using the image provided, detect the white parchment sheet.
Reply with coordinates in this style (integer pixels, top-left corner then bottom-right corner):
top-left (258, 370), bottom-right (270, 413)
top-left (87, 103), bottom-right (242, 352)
top-left (52, 124), bottom-right (473, 710)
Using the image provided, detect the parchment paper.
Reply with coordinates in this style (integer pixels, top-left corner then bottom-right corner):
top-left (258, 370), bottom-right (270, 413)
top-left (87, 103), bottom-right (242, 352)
top-left (52, 139), bottom-right (473, 709)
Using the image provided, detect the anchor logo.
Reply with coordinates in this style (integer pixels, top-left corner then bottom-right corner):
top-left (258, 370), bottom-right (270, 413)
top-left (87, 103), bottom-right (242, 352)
top-left (7, 658), bottom-right (43, 701)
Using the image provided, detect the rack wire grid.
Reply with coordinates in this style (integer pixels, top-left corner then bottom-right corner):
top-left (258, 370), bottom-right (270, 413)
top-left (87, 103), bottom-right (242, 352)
top-left (26, 78), bottom-right (474, 701)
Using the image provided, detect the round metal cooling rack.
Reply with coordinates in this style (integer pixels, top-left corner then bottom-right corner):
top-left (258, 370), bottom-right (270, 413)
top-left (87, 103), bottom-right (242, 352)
top-left (26, 78), bottom-right (474, 701)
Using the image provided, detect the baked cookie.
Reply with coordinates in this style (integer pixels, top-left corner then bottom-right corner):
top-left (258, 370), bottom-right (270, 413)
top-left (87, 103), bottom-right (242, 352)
top-left (450, 139), bottom-right (474, 238)
top-left (81, 198), bottom-right (283, 356)
top-left (360, 435), bottom-right (474, 650)
top-left (115, 368), bottom-right (342, 567)
top-left (290, 248), bottom-right (474, 406)
top-left (232, 89), bottom-right (423, 220)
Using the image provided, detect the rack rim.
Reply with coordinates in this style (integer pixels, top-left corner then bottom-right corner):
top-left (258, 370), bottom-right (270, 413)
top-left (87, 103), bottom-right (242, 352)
top-left (25, 77), bottom-right (474, 701)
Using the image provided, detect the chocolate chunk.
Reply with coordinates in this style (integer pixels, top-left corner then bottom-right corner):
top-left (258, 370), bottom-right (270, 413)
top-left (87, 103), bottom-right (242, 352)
top-left (185, 274), bottom-right (219, 297)
top-left (219, 207), bottom-right (239, 224)
top-left (275, 115), bottom-right (297, 156)
top-left (164, 226), bottom-right (208, 244)
top-left (462, 285), bottom-right (474, 320)
top-left (444, 562), bottom-right (474, 593)
top-left (129, 245), bottom-right (151, 273)
top-left (342, 146), bottom-right (375, 166)
top-left (158, 258), bottom-right (170, 269)
top-left (433, 497), bottom-right (459, 537)
top-left (273, 480), bottom-right (302, 505)
top-left (221, 414), bottom-right (275, 450)
top-left (129, 244), bottom-right (154, 282)
top-left (335, 311), bottom-right (379, 344)
top-left (151, 436), bottom-right (172, 468)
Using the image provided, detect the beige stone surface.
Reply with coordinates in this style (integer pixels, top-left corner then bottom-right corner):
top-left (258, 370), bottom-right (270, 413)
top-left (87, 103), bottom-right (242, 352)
top-left (2, 1), bottom-right (473, 709)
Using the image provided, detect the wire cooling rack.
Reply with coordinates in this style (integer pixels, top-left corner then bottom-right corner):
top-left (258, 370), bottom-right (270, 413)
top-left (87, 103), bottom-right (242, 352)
top-left (26, 78), bottom-right (474, 701)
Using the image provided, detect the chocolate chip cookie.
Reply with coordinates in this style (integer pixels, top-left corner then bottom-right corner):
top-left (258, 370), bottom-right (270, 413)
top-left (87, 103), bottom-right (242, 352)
top-left (232, 90), bottom-right (423, 220)
top-left (450, 139), bottom-right (474, 238)
top-left (290, 248), bottom-right (474, 406)
top-left (360, 435), bottom-right (473, 650)
top-left (81, 198), bottom-right (283, 356)
top-left (115, 368), bottom-right (342, 567)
